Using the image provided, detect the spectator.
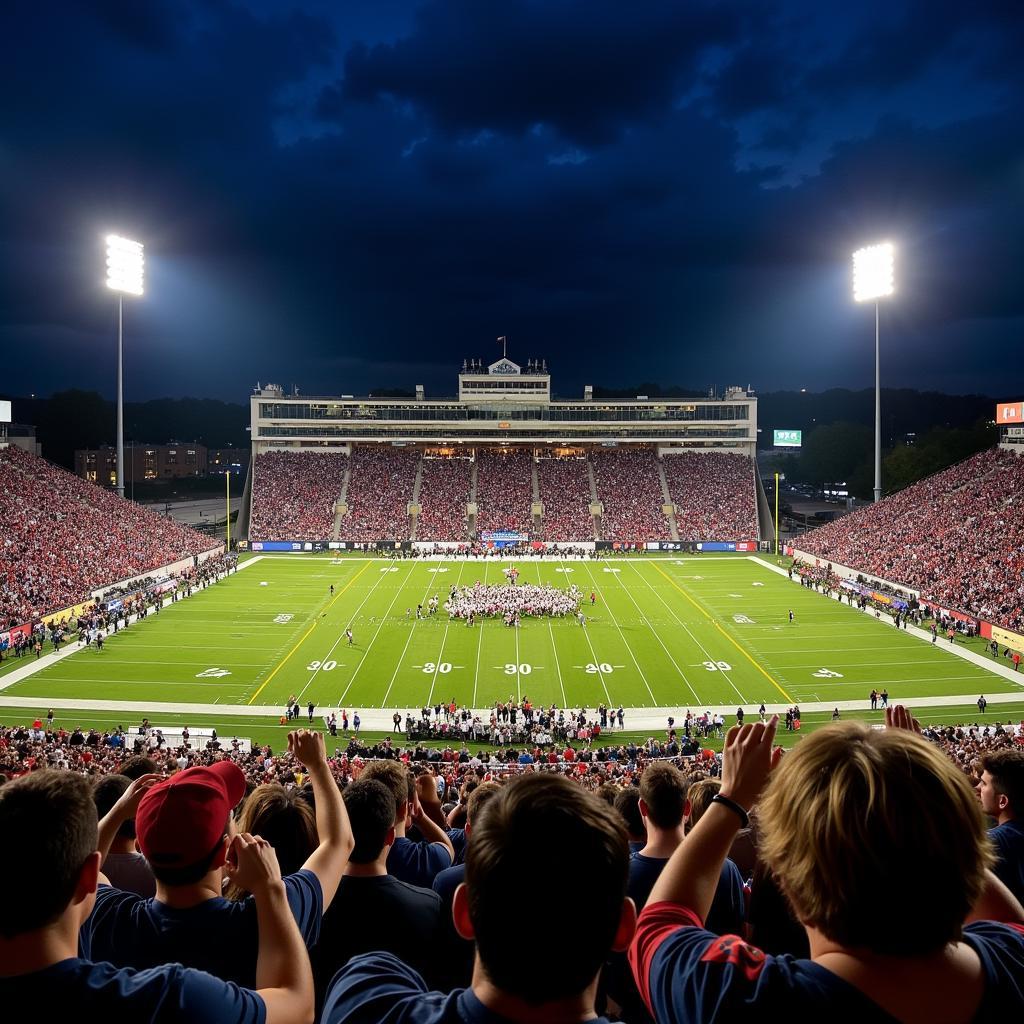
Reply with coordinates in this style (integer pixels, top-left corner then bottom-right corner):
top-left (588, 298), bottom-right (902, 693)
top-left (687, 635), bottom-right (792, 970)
top-left (313, 778), bottom-right (445, 1006)
top-left (341, 447), bottom-right (419, 542)
top-left (475, 449), bottom-right (533, 535)
top-left (91, 774), bottom-right (156, 897)
top-left (537, 456), bottom-right (594, 541)
top-left (663, 451), bottom-right (758, 541)
top-left (322, 772), bottom-right (637, 1023)
top-left (0, 771), bottom-right (313, 1023)
top-left (418, 458), bottom-right (471, 541)
top-left (978, 749), bottom-right (1024, 904)
top-left (591, 449), bottom-right (670, 541)
top-left (360, 762), bottom-right (455, 887)
top-left (81, 730), bottom-right (352, 988)
top-left (614, 785), bottom-right (647, 854)
top-left (249, 450), bottom-right (347, 542)
top-left (630, 711), bottom-right (1024, 1021)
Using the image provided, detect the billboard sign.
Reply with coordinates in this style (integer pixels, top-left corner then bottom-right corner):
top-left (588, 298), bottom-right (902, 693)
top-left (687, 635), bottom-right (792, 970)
top-left (996, 401), bottom-right (1024, 424)
top-left (0, 400), bottom-right (10, 424)
top-left (773, 429), bottom-right (802, 447)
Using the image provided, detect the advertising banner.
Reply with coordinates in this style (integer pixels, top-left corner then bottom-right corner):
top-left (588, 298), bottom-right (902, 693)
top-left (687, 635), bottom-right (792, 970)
top-left (981, 623), bottom-right (1024, 652)
top-left (0, 622), bottom-right (32, 648)
top-left (996, 401), bottom-right (1024, 424)
top-left (41, 600), bottom-right (95, 629)
top-left (773, 429), bottom-right (802, 447)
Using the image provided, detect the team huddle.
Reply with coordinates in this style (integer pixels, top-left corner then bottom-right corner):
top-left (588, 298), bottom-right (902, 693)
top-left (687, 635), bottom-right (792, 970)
top-left (444, 580), bottom-right (581, 624)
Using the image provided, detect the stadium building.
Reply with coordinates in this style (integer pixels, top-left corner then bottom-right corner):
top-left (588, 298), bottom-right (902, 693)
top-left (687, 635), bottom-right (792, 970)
top-left (240, 356), bottom-right (773, 550)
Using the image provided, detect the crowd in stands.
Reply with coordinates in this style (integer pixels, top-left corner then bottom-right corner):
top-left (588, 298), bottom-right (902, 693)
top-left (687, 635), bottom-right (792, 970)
top-left (0, 445), bottom-right (214, 628)
top-left (249, 451), bottom-right (346, 542)
top-left (664, 451), bottom-right (758, 541)
top-left (342, 447), bottom-right (419, 542)
top-left (416, 458), bottom-right (470, 541)
top-left (798, 448), bottom-right (1024, 632)
top-left (474, 448), bottom-right (533, 534)
top-left (591, 449), bottom-right (671, 541)
top-left (2, 711), bottom-right (1023, 1022)
top-left (537, 456), bottom-right (594, 541)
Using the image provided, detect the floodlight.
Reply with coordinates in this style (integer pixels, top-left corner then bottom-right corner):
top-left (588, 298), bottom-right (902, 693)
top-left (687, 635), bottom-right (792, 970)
top-left (106, 235), bottom-right (145, 295)
top-left (852, 242), bottom-right (894, 303)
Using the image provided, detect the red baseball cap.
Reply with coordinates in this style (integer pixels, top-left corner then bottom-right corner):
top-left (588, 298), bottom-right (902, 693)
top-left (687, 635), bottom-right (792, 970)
top-left (136, 761), bottom-right (245, 868)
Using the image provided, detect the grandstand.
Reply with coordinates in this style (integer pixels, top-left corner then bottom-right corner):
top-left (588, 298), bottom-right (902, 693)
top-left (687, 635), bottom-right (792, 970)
top-left (240, 360), bottom-right (765, 548)
top-left (795, 446), bottom-right (1024, 632)
top-left (0, 443), bottom-right (219, 626)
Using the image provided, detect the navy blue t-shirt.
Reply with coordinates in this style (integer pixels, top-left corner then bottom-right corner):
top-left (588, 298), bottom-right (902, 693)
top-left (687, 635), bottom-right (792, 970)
top-left (0, 958), bottom-right (265, 1023)
top-left (447, 827), bottom-right (467, 864)
top-left (629, 852), bottom-right (746, 935)
top-left (432, 862), bottom-right (466, 908)
top-left (388, 835), bottom-right (452, 888)
top-left (80, 869), bottom-right (322, 988)
top-left (630, 901), bottom-right (1024, 1023)
top-left (323, 952), bottom-right (616, 1024)
top-left (989, 819), bottom-right (1024, 905)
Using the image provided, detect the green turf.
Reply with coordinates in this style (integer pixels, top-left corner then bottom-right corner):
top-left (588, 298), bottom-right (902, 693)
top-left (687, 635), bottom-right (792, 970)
top-left (4, 555), bottom-right (1022, 719)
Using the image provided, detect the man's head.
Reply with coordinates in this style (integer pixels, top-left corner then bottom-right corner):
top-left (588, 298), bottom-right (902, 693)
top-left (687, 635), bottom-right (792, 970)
top-left (613, 786), bottom-right (645, 843)
top-left (759, 721), bottom-right (994, 956)
top-left (343, 779), bottom-right (396, 864)
top-left (456, 773), bottom-right (634, 1005)
top-left (464, 781), bottom-right (501, 836)
top-left (359, 761), bottom-right (409, 824)
top-left (978, 748), bottom-right (1024, 821)
top-left (638, 761), bottom-right (689, 831)
top-left (683, 778), bottom-right (721, 831)
top-left (93, 774), bottom-right (137, 841)
top-left (135, 760), bottom-right (245, 886)
top-left (0, 772), bottom-right (100, 939)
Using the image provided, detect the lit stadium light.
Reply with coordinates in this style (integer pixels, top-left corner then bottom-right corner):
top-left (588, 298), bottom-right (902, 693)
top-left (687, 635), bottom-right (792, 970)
top-left (852, 242), bottom-right (894, 302)
top-left (852, 242), bottom-right (895, 503)
top-left (105, 234), bottom-right (145, 295)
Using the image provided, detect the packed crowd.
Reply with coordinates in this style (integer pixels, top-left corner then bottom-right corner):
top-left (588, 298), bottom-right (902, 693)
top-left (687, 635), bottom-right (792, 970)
top-left (0, 445), bottom-right (214, 627)
top-left (342, 446), bottom-right (419, 541)
top-left (249, 450), bottom-right (346, 542)
top-left (799, 448), bottom-right (1024, 632)
top-left (474, 447), bottom-right (534, 534)
top-left (444, 581), bottom-right (580, 621)
top-left (591, 449), bottom-right (671, 541)
top-left (416, 458), bottom-right (471, 541)
top-left (664, 451), bottom-right (758, 541)
top-left (1, 710), bottom-right (1022, 1023)
top-left (537, 456), bottom-right (595, 541)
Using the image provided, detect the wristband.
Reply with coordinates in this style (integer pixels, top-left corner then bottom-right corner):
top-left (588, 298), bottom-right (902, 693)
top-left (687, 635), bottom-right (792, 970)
top-left (711, 793), bottom-right (749, 829)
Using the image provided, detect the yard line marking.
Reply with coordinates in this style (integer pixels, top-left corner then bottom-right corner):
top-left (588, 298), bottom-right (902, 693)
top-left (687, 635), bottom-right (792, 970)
top-left (427, 561), bottom-right (468, 707)
top-left (246, 560), bottom-right (373, 705)
top-left (297, 561), bottom-right (393, 702)
top-left (536, 562), bottom-right (568, 707)
top-left (580, 561), bottom-right (660, 706)
top-left (593, 560), bottom-right (699, 705)
top-left (380, 566), bottom-right (445, 709)
top-left (336, 563), bottom-right (418, 706)
top-left (647, 561), bottom-right (793, 703)
top-left (560, 555), bottom-right (611, 705)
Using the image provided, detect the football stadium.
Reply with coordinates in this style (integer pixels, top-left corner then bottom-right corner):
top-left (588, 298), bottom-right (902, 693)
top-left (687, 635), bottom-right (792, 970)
top-left (4, 5), bottom-right (1024, 1021)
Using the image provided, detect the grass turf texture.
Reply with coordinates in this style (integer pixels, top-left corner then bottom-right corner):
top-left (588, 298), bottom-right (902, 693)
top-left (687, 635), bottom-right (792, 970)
top-left (4, 555), bottom-right (1021, 723)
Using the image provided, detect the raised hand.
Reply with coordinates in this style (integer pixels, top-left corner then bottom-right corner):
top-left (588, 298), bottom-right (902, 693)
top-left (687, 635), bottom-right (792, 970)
top-left (287, 729), bottom-right (326, 768)
top-left (224, 832), bottom-right (283, 896)
top-left (720, 715), bottom-right (781, 811)
top-left (885, 704), bottom-right (922, 733)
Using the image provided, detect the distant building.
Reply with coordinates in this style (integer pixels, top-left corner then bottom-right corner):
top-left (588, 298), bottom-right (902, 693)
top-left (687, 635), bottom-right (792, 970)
top-left (75, 443), bottom-right (208, 484)
top-left (208, 447), bottom-right (250, 475)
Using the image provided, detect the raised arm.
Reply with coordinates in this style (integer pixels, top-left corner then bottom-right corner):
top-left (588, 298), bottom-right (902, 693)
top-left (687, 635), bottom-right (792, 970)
top-left (290, 730), bottom-right (353, 909)
top-left (647, 718), bottom-right (779, 922)
top-left (95, 773), bottom-right (162, 877)
top-left (225, 832), bottom-right (315, 1024)
top-left (412, 774), bottom-right (455, 861)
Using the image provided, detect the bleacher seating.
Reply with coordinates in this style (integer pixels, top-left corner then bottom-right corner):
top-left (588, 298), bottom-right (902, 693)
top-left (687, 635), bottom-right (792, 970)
top-left (342, 446), bottom-right (419, 541)
top-left (591, 449), bottom-right (670, 541)
top-left (798, 448), bottom-right (1024, 631)
top-left (248, 450), bottom-right (345, 542)
top-left (537, 457), bottom-right (594, 541)
top-left (0, 445), bottom-right (212, 626)
top-left (417, 458), bottom-right (471, 541)
top-left (664, 451), bottom-right (758, 540)
top-left (474, 448), bottom-right (533, 534)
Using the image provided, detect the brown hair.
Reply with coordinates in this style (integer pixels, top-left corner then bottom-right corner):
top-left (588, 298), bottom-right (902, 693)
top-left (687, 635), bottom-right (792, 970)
top-left (0, 771), bottom-right (98, 937)
top-left (759, 722), bottom-right (994, 955)
top-left (981, 748), bottom-right (1024, 813)
top-left (360, 761), bottom-right (409, 821)
top-left (465, 781), bottom-right (502, 826)
top-left (638, 761), bottom-right (689, 829)
top-left (685, 778), bottom-right (721, 829)
top-left (466, 773), bottom-right (628, 1004)
top-left (225, 785), bottom-right (317, 899)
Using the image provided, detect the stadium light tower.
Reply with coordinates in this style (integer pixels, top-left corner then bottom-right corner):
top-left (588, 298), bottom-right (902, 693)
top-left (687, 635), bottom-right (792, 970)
top-left (105, 235), bottom-right (144, 498)
top-left (852, 242), bottom-right (894, 503)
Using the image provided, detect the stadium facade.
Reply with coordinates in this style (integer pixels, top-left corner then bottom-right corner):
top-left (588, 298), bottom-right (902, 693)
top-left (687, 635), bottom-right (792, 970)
top-left (239, 357), bottom-right (773, 550)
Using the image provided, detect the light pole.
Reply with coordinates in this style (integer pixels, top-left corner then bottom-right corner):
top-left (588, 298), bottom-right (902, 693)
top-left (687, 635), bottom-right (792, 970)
top-left (852, 242), bottom-right (894, 502)
top-left (105, 235), bottom-right (144, 498)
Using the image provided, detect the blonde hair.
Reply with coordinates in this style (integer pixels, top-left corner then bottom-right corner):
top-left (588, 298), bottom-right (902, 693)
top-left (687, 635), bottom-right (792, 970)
top-left (759, 721), bottom-right (994, 955)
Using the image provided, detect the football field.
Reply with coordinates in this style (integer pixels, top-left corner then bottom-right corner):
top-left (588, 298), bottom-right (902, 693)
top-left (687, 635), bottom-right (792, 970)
top-left (3, 554), bottom-right (1021, 717)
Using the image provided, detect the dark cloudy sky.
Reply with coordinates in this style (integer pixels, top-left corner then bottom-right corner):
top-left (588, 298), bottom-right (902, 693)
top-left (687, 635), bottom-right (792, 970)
top-left (2, 1), bottom-right (1022, 402)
